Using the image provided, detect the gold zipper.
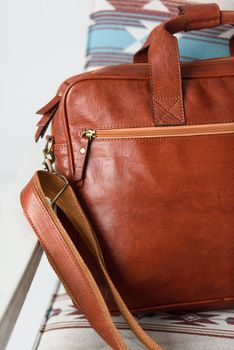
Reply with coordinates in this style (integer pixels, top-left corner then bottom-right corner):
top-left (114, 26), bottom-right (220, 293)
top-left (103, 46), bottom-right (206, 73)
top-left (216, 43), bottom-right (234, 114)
top-left (81, 122), bottom-right (234, 140)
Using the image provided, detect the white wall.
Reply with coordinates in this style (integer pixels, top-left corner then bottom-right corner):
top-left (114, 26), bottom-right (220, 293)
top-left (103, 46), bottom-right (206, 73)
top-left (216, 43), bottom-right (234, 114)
top-left (0, 1), bottom-right (92, 349)
top-left (0, 0), bottom-right (92, 209)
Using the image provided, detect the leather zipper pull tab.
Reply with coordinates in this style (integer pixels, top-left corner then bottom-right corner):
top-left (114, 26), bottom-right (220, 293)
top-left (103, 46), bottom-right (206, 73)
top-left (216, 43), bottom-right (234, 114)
top-left (35, 103), bottom-right (59, 142)
top-left (35, 92), bottom-right (63, 142)
top-left (35, 81), bottom-right (70, 142)
top-left (74, 130), bottom-right (96, 184)
top-left (36, 94), bottom-right (61, 115)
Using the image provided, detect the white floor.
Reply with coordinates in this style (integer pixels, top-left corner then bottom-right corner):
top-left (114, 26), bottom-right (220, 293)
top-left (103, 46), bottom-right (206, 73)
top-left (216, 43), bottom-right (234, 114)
top-left (0, 1), bottom-right (93, 350)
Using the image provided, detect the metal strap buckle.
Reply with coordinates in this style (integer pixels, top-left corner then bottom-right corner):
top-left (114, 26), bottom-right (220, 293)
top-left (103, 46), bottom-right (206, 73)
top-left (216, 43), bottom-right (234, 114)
top-left (51, 175), bottom-right (69, 206)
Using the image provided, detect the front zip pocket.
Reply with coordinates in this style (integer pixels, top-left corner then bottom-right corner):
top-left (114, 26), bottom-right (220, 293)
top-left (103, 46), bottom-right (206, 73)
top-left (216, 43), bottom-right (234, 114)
top-left (75, 122), bottom-right (234, 183)
top-left (82, 122), bottom-right (234, 140)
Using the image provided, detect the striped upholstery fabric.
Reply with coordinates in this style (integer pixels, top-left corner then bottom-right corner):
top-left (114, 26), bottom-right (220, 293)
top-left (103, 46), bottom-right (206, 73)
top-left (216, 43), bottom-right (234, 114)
top-left (86, 0), bottom-right (234, 70)
top-left (36, 285), bottom-right (234, 349)
top-left (36, 1), bottom-right (234, 349)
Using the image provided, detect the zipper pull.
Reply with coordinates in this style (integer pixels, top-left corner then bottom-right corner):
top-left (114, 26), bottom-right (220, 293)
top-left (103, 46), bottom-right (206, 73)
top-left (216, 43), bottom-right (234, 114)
top-left (81, 129), bottom-right (96, 140)
top-left (74, 129), bottom-right (96, 184)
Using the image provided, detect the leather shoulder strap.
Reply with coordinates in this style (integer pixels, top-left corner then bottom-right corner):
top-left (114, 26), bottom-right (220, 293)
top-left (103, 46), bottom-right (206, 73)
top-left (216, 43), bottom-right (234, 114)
top-left (20, 171), bottom-right (163, 350)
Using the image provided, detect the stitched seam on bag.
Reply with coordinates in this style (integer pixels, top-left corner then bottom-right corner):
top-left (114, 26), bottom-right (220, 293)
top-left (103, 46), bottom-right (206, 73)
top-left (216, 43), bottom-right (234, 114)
top-left (62, 91), bottom-right (76, 178)
top-left (154, 96), bottom-right (183, 99)
top-left (77, 120), bottom-right (234, 131)
top-left (94, 134), bottom-right (234, 142)
top-left (183, 57), bottom-right (234, 66)
top-left (174, 36), bottom-right (185, 123)
top-left (23, 185), bottom-right (123, 349)
top-left (53, 143), bottom-right (67, 150)
top-left (185, 73), bottom-right (234, 78)
top-left (155, 97), bottom-right (182, 122)
top-left (162, 99), bottom-right (182, 121)
top-left (131, 296), bottom-right (234, 314)
top-left (149, 48), bottom-right (156, 125)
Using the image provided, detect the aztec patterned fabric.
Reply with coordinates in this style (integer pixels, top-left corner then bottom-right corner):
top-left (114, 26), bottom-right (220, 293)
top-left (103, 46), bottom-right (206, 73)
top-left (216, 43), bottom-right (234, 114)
top-left (36, 1), bottom-right (234, 349)
top-left (86, 0), bottom-right (234, 69)
top-left (37, 285), bottom-right (234, 350)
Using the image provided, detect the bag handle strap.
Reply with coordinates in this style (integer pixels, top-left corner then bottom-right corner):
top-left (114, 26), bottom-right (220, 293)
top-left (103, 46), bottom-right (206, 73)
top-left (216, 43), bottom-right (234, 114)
top-left (135, 3), bottom-right (234, 127)
top-left (21, 171), bottom-right (164, 350)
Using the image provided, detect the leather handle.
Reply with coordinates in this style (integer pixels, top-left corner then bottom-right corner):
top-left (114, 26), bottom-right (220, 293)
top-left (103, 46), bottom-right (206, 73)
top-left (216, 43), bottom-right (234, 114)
top-left (135, 4), bottom-right (234, 126)
top-left (20, 171), bottom-right (164, 350)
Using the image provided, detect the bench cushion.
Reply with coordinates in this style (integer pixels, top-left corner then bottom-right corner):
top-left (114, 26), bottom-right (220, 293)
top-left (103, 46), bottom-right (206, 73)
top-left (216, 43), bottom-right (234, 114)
top-left (37, 285), bottom-right (234, 349)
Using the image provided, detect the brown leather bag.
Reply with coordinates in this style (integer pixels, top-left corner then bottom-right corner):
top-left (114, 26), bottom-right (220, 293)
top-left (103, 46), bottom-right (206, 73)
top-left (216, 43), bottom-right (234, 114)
top-left (21, 4), bottom-right (234, 349)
